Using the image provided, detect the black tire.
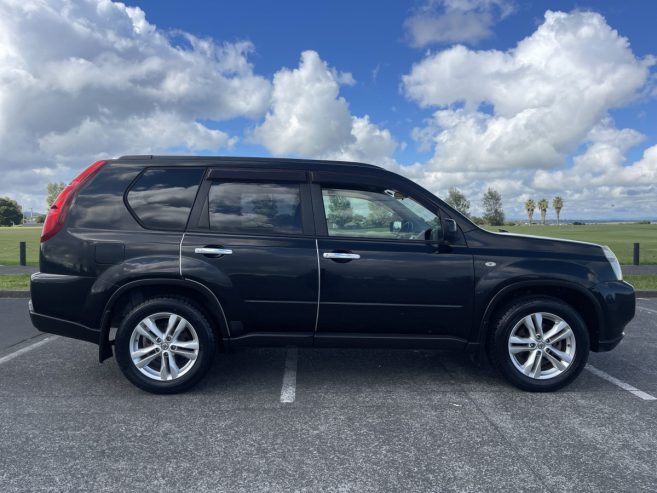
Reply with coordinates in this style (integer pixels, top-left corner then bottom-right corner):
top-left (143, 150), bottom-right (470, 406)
top-left (115, 297), bottom-right (216, 394)
top-left (488, 296), bottom-right (590, 392)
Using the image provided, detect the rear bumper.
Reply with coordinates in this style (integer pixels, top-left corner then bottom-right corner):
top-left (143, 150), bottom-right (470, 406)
top-left (592, 280), bottom-right (636, 352)
top-left (29, 300), bottom-right (100, 345)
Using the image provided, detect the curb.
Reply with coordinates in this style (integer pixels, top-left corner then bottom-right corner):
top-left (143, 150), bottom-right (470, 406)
top-left (0, 291), bottom-right (30, 299)
top-left (636, 290), bottom-right (657, 298)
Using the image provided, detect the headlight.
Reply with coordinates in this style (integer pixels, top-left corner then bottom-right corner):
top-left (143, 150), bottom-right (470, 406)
top-left (602, 245), bottom-right (622, 281)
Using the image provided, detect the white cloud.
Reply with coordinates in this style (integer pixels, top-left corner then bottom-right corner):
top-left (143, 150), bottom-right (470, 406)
top-left (404, 0), bottom-right (515, 47)
top-left (403, 11), bottom-right (654, 173)
top-left (252, 50), bottom-right (397, 165)
top-left (0, 0), bottom-right (270, 209)
top-left (399, 10), bottom-right (657, 218)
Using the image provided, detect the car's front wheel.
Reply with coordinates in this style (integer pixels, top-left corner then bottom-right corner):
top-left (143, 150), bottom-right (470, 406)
top-left (115, 297), bottom-right (216, 394)
top-left (489, 296), bottom-right (590, 392)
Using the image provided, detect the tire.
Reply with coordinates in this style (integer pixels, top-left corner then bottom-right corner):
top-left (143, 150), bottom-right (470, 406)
top-left (115, 297), bottom-right (216, 394)
top-left (488, 296), bottom-right (590, 392)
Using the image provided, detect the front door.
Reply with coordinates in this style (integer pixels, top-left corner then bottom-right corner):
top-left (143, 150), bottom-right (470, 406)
top-left (313, 180), bottom-right (474, 341)
top-left (181, 168), bottom-right (318, 339)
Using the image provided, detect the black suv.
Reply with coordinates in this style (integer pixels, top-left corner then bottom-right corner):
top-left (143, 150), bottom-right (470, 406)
top-left (29, 156), bottom-right (635, 393)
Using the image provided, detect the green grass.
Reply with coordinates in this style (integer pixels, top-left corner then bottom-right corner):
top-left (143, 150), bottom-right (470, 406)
top-left (486, 223), bottom-right (657, 265)
top-left (624, 275), bottom-right (657, 290)
top-left (0, 227), bottom-right (41, 266)
top-left (0, 274), bottom-right (30, 290)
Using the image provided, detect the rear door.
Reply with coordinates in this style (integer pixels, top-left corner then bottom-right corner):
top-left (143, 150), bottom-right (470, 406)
top-left (181, 168), bottom-right (318, 340)
top-left (312, 172), bottom-right (474, 343)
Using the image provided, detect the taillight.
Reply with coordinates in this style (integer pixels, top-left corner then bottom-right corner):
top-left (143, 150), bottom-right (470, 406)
top-left (41, 160), bottom-right (107, 242)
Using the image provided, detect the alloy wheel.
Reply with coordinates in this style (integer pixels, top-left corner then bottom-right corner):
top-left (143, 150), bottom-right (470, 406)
top-left (507, 312), bottom-right (576, 380)
top-left (129, 312), bottom-right (200, 381)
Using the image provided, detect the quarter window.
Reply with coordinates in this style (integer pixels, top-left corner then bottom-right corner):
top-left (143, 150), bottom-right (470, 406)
top-left (321, 187), bottom-right (441, 240)
top-left (208, 182), bottom-right (302, 235)
top-left (127, 168), bottom-right (204, 230)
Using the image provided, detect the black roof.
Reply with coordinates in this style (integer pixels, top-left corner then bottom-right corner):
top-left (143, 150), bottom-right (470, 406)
top-left (116, 155), bottom-right (382, 172)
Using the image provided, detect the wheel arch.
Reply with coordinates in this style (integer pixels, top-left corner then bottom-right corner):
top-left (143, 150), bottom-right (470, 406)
top-left (99, 278), bottom-right (230, 362)
top-left (477, 280), bottom-right (604, 353)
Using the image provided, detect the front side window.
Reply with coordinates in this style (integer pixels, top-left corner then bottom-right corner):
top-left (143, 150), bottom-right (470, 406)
top-left (321, 187), bottom-right (441, 240)
top-left (208, 182), bottom-right (302, 235)
top-left (127, 167), bottom-right (204, 230)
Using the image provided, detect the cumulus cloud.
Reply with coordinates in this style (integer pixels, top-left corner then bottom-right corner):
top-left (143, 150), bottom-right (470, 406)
top-left (403, 10), bottom-right (654, 172)
top-left (252, 50), bottom-right (397, 165)
top-left (404, 0), bottom-right (515, 47)
top-left (401, 10), bottom-right (657, 218)
top-left (0, 0), bottom-right (270, 208)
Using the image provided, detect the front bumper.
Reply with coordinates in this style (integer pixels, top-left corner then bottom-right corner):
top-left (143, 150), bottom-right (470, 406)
top-left (592, 280), bottom-right (636, 352)
top-left (29, 300), bottom-right (100, 344)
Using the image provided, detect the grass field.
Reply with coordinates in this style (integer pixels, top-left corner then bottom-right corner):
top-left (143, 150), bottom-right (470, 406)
top-left (486, 223), bottom-right (657, 265)
top-left (0, 274), bottom-right (30, 290)
top-left (0, 227), bottom-right (41, 266)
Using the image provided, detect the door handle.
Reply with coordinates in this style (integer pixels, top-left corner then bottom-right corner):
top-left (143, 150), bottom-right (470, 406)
top-left (194, 247), bottom-right (233, 256)
top-left (323, 252), bottom-right (360, 260)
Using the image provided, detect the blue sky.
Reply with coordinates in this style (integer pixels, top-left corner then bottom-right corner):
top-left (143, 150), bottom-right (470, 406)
top-left (124, 0), bottom-right (657, 166)
top-left (1, 0), bottom-right (656, 218)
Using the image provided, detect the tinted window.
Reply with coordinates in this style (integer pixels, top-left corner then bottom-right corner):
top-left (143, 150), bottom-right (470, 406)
top-left (208, 182), bottom-right (302, 235)
top-left (322, 187), bottom-right (441, 240)
top-left (127, 168), bottom-right (204, 230)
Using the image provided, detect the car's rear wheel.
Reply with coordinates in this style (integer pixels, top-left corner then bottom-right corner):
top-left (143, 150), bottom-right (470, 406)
top-left (115, 297), bottom-right (215, 394)
top-left (489, 296), bottom-right (590, 392)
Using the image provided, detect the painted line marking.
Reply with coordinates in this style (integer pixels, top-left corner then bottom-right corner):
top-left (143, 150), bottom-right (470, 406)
top-left (637, 306), bottom-right (657, 316)
top-left (586, 364), bottom-right (656, 401)
top-left (0, 336), bottom-right (56, 366)
top-left (280, 347), bottom-right (298, 404)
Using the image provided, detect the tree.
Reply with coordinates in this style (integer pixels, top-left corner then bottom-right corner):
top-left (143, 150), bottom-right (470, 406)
top-left (482, 188), bottom-right (505, 226)
top-left (446, 187), bottom-right (471, 217)
top-left (368, 200), bottom-right (394, 227)
top-left (525, 199), bottom-right (536, 225)
top-left (46, 182), bottom-right (66, 208)
top-left (538, 198), bottom-right (549, 225)
top-left (0, 197), bottom-right (23, 226)
top-left (326, 194), bottom-right (353, 228)
top-left (553, 196), bottom-right (564, 225)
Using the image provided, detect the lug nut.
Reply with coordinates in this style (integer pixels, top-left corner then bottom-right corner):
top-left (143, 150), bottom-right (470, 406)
top-left (163, 352), bottom-right (168, 356)
top-left (171, 345), bottom-right (177, 350)
top-left (530, 343), bottom-right (536, 348)
top-left (156, 347), bottom-right (161, 352)
top-left (166, 336), bottom-right (172, 342)
top-left (156, 338), bottom-right (161, 343)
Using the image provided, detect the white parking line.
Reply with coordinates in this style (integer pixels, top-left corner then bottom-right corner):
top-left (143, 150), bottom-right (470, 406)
top-left (586, 365), bottom-right (656, 401)
top-left (0, 336), bottom-right (56, 366)
top-left (280, 347), bottom-right (298, 404)
top-left (637, 306), bottom-right (657, 316)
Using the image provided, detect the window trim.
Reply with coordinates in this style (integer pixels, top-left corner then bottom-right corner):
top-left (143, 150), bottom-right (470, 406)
top-left (186, 168), bottom-right (315, 237)
top-left (123, 166), bottom-right (206, 232)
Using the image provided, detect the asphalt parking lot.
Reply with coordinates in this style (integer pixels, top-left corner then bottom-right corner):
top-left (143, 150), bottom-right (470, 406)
top-left (1, 298), bottom-right (656, 492)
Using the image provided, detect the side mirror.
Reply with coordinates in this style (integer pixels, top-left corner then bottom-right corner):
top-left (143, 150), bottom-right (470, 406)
top-left (444, 218), bottom-right (458, 242)
top-left (389, 220), bottom-right (402, 232)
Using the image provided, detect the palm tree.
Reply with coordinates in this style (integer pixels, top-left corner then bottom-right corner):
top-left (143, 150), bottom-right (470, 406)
top-left (553, 196), bottom-right (564, 225)
top-left (538, 198), bottom-right (549, 225)
top-left (525, 199), bottom-right (536, 225)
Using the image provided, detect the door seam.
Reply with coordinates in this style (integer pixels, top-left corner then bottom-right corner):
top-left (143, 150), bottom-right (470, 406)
top-left (314, 238), bottom-right (321, 333)
top-left (178, 232), bottom-right (185, 278)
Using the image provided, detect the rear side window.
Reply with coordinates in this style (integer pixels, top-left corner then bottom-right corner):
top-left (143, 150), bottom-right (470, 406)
top-left (127, 168), bottom-right (204, 230)
top-left (208, 182), bottom-right (302, 235)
